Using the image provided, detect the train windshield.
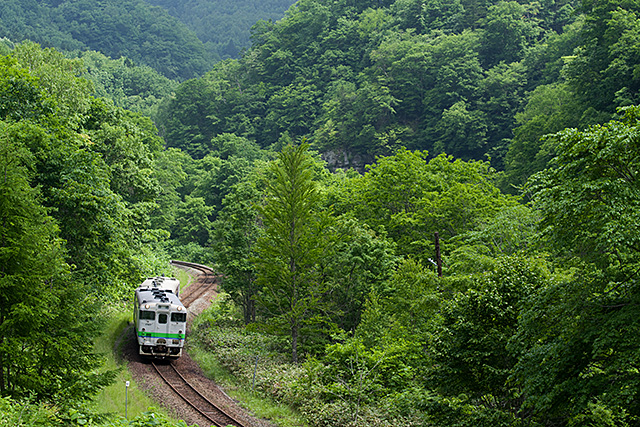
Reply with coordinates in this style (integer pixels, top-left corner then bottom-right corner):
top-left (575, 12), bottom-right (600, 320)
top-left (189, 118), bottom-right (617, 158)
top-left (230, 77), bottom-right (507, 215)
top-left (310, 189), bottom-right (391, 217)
top-left (171, 313), bottom-right (187, 322)
top-left (140, 311), bottom-right (155, 320)
top-left (158, 313), bottom-right (168, 324)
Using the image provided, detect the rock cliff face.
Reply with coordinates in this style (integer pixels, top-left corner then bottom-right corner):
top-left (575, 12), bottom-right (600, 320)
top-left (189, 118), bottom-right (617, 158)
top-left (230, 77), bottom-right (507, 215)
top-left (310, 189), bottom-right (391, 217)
top-left (321, 148), bottom-right (374, 173)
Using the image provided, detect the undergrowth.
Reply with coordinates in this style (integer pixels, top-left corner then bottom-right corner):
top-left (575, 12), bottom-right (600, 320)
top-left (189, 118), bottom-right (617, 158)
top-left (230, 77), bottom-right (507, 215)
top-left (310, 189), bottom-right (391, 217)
top-left (189, 295), bottom-right (415, 427)
top-left (190, 294), bottom-right (307, 427)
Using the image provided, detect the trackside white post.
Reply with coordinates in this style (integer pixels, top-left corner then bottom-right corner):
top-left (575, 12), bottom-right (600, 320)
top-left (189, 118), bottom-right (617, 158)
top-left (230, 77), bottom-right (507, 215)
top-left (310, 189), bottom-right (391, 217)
top-left (125, 381), bottom-right (130, 419)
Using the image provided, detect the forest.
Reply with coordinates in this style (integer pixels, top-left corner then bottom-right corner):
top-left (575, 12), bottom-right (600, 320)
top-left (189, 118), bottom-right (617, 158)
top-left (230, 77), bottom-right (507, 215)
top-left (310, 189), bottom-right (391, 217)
top-left (0, 0), bottom-right (296, 79)
top-left (1, 0), bottom-right (640, 425)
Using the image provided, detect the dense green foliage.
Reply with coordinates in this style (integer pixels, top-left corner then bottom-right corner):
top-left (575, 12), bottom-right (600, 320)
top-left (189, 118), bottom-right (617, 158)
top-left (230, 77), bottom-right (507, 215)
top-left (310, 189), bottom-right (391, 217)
top-left (143, 0), bottom-right (296, 59)
top-left (0, 0), bottom-right (296, 80)
top-left (4, 0), bottom-right (640, 425)
top-left (176, 0), bottom-right (640, 422)
top-left (515, 107), bottom-right (640, 423)
top-left (75, 50), bottom-right (178, 120)
top-left (158, 0), bottom-right (585, 174)
top-left (0, 0), bottom-right (215, 80)
top-left (329, 148), bottom-right (519, 262)
top-left (0, 122), bottom-right (113, 403)
top-left (0, 43), bottom-right (175, 422)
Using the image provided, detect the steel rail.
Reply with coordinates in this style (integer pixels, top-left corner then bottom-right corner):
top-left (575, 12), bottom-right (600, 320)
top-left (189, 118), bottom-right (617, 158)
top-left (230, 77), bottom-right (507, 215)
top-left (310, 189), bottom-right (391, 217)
top-left (151, 362), bottom-right (247, 427)
top-left (170, 260), bottom-right (217, 308)
top-left (170, 260), bottom-right (215, 274)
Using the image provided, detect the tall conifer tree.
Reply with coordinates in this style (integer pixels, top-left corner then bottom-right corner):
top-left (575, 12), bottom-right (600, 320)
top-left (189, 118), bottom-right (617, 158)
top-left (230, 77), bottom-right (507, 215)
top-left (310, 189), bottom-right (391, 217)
top-left (254, 143), bottom-right (334, 363)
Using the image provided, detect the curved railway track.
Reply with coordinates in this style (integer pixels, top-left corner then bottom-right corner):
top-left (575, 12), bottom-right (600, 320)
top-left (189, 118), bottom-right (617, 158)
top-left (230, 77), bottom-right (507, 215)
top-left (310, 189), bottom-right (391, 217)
top-left (152, 362), bottom-right (247, 427)
top-left (170, 260), bottom-right (218, 309)
top-left (163, 261), bottom-right (249, 425)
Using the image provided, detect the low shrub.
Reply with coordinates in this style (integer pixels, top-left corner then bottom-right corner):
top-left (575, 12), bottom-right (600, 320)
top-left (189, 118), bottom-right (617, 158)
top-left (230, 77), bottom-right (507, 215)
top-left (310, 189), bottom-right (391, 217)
top-left (192, 305), bottom-right (415, 427)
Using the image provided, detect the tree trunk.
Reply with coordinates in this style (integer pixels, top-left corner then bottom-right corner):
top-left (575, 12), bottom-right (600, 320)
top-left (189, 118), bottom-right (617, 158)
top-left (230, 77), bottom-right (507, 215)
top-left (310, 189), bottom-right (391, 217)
top-left (243, 294), bottom-right (256, 324)
top-left (291, 322), bottom-right (298, 364)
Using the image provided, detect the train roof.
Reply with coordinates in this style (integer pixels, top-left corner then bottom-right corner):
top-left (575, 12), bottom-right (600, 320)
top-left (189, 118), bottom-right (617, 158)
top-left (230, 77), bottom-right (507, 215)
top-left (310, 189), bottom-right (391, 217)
top-left (135, 287), bottom-right (185, 308)
top-left (138, 276), bottom-right (180, 295)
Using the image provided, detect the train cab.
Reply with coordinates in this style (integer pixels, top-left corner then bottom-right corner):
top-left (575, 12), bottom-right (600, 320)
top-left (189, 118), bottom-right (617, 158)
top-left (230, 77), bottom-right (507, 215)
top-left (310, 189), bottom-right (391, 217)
top-left (133, 276), bottom-right (187, 359)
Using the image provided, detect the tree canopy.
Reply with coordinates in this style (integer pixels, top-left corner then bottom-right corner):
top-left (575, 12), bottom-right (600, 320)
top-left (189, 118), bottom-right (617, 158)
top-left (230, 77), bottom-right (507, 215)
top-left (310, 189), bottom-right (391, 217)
top-left (0, 0), bottom-right (215, 80)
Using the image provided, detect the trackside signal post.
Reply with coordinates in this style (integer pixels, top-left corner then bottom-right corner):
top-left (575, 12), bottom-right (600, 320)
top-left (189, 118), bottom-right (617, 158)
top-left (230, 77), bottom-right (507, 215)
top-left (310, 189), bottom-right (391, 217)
top-left (125, 381), bottom-right (130, 419)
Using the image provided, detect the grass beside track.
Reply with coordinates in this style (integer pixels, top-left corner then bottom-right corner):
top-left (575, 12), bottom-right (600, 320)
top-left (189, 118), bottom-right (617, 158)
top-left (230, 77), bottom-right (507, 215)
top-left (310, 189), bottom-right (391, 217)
top-left (189, 340), bottom-right (306, 427)
top-left (172, 267), bottom-right (192, 292)
top-left (93, 304), bottom-right (176, 421)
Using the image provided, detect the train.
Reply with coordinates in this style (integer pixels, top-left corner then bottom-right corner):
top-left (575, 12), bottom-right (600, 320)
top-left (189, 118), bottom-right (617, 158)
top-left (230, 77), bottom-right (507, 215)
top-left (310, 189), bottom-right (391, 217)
top-left (133, 276), bottom-right (187, 359)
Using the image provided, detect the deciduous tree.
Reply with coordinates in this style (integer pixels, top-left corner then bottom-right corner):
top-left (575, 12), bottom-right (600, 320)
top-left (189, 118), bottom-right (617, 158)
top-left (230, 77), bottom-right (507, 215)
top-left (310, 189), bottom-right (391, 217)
top-left (514, 106), bottom-right (640, 423)
top-left (0, 125), bottom-right (113, 402)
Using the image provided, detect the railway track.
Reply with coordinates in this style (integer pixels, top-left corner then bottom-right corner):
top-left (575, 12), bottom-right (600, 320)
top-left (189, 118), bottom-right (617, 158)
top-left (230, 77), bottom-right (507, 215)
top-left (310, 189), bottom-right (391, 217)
top-left (130, 261), bottom-right (255, 426)
top-left (170, 260), bottom-right (218, 309)
top-left (152, 362), bottom-right (247, 427)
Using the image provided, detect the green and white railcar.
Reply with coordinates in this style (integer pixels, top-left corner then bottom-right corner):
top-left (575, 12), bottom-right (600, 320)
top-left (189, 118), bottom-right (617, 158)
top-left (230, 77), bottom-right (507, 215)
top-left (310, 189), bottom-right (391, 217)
top-left (133, 276), bottom-right (187, 359)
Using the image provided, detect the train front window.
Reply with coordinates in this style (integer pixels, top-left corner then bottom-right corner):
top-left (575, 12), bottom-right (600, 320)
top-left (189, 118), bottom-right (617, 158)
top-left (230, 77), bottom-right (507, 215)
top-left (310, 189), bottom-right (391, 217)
top-left (171, 313), bottom-right (187, 322)
top-left (140, 311), bottom-right (155, 320)
top-left (158, 313), bottom-right (168, 324)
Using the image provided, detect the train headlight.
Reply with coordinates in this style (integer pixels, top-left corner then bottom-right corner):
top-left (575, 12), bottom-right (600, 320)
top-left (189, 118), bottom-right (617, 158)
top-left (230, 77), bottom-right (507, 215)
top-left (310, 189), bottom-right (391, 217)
top-left (144, 304), bottom-right (150, 309)
top-left (177, 306), bottom-right (182, 311)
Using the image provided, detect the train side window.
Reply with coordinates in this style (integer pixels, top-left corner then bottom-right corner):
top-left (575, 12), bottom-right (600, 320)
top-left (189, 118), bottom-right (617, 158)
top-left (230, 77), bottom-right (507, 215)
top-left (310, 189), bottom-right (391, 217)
top-left (140, 311), bottom-right (155, 320)
top-left (171, 313), bottom-right (187, 322)
top-left (158, 313), bottom-right (168, 324)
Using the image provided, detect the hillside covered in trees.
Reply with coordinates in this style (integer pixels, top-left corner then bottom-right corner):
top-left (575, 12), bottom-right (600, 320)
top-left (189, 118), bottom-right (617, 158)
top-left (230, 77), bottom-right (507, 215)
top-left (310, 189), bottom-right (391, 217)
top-left (2, 0), bottom-right (640, 426)
top-left (0, 0), bottom-right (295, 80)
top-left (158, 0), bottom-right (640, 189)
top-left (143, 0), bottom-right (296, 58)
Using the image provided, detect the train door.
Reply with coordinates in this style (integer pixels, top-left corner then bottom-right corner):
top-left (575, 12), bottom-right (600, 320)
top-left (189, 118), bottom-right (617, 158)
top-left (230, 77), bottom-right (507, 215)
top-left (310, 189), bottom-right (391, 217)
top-left (155, 310), bottom-right (170, 352)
